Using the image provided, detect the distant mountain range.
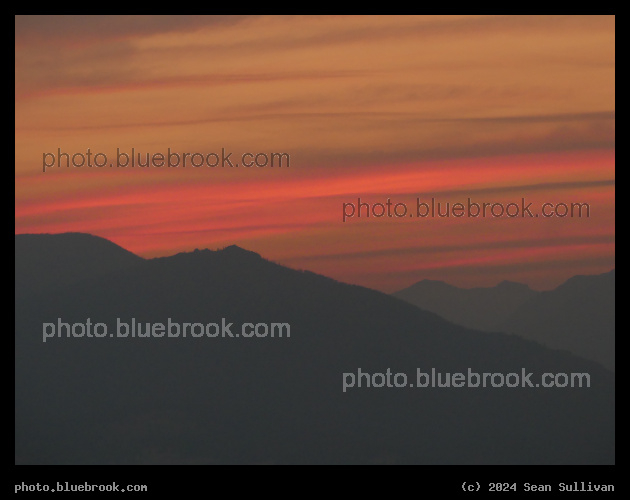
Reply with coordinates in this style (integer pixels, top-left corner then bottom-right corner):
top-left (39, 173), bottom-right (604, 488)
top-left (15, 233), bottom-right (614, 464)
top-left (393, 279), bottom-right (537, 331)
top-left (393, 270), bottom-right (615, 371)
top-left (498, 270), bottom-right (615, 371)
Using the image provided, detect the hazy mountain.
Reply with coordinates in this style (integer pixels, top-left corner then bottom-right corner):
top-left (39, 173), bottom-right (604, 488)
top-left (392, 279), bottom-right (536, 331)
top-left (15, 233), bottom-right (614, 464)
top-left (393, 272), bottom-right (615, 371)
top-left (498, 270), bottom-right (615, 371)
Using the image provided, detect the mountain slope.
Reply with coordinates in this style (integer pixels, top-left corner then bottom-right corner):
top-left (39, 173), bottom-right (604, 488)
top-left (15, 234), bottom-right (614, 464)
top-left (392, 279), bottom-right (536, 331)
top-left (499, 270), bottom-right (615, 370)
top-left (15, 233), bottom-right (143, 298)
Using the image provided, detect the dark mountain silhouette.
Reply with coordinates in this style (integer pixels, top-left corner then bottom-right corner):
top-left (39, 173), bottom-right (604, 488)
top-left (392, 279), bottom-right (536, 331)
top-left (15, 233), bottom-right (614, 464)
top-left (498, 270), bottom-right (615, 371)
top-left (15, 233), bottom-right (142, 299)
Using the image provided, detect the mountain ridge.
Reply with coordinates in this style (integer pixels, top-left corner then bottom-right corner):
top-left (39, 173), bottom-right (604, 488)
top-left (15, 233), bottom-right (615, 464)
top-left (392, 270), bottom-right (614, 370)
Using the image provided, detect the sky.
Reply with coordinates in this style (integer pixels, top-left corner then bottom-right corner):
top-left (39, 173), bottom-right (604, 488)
top-left (15, 15), bottom-right (615, 292)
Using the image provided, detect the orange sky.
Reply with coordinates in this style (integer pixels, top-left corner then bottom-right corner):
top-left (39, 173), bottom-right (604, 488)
top-left (15, 15), bottom-right (615, 292)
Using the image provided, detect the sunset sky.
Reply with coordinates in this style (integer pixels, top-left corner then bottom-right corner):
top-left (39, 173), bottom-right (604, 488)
top-left (15, 15), bottom-right (615, 292)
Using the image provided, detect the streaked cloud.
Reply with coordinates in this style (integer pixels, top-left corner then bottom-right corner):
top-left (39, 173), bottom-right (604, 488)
top-left (15, 15), bottom-right (615, 291)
